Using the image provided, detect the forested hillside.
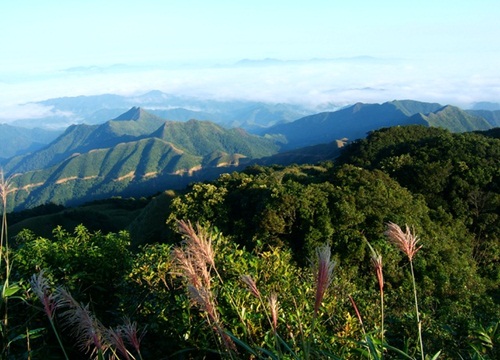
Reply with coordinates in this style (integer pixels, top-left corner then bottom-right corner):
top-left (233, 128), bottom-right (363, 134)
top-left (1, 125), bottom-right (498, 359)
top-left (0, 124), bottom-right (61, 159)
top-left (3, 108), bottom-right (280, 211)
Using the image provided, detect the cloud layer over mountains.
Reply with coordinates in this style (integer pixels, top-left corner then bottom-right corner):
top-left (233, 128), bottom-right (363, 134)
top-left (1, 56), bottom-right (499, 123)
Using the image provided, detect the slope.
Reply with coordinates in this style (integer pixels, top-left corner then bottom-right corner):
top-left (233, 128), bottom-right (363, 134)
top-left (412, 105), bottom-right (492, 132)
top-left (4, 107), bottom-right (167, 174)
top-left (7, 137), bottom-right (202, 210)
top-left (0, 124), bottom-right (62, 160)
top-left (263, 100), bottom-right (430, 150)
top-left (4, 124), bottom-right (98, 174)
top-left (4, 108), bottom-right (282, 211)
top-left (151, 119), bottom-right (279, 158)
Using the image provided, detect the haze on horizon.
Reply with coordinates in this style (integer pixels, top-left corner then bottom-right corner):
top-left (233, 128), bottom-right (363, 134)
top-left (1, 0), bottom-right (499, 123)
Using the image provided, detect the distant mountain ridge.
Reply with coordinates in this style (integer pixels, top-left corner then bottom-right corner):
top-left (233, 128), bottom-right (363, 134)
top-left (411, 105), bottom-right (491, 132)
top-left (0, 124), bottom-right (61, 159)
top-left (5, 91), bottom-right (498, 159)
top-left (261, 100), bottom-right (493, 150)
top-left (4, 108), bottom-right (280, 210)
top-left (466, 109), bottom-right (500, 127)
top-left (9, 90), bottom-right (313, 130)
top-left (469, 101), bottom-right (500, 111)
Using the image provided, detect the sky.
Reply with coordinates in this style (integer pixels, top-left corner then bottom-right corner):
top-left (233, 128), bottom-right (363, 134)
top-left (1, 0), bottom-right (500, 122)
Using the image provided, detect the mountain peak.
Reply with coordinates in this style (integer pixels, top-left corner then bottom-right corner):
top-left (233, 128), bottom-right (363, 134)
top-left (113, 107), bottom-right (148, 121)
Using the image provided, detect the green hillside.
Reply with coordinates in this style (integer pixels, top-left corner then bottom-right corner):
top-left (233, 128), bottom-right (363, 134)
top-left (4, 107), bottom-right (166, 174)
top-left (106, 106), bottom-right (167, 136)
top-left (3, 108), bottom-right (282, 211)
top-left (6, 137), bottom-right (201, 209)
top-left (414, 105), bottom-right (491, 131)
top-left (152, 119), bottom-right (279, 157)
top-left (3, 124), bottom-right (98, 173)
top-left (0, 124), bottom-right (61, 159)
top-left (467, 109), bottom-right (500, 127)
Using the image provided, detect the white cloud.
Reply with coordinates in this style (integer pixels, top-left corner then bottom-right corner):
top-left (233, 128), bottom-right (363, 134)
top-left (0, 103), bottom-right (75, 122)
top-left (1, 56), bottom-right (499, 124)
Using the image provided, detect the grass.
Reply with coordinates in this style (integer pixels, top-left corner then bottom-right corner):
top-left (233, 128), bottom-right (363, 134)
top-left (14, 217), bottom-right (496, 358)
top-left (171, 220), bottom-right (444, 359)
top-left (385, 222), bottom-right (425, 360)
top-left (30, 271), bottom-right (146, 360)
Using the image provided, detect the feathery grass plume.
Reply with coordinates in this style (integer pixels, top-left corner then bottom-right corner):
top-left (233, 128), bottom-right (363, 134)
top-left (348, 295), bottom-right (365, 334)
top-left (314, 245), bottom-right (335, 316)
top-left (384, 221), bottom-right (422, 261)
top-left (241, 273), bottom-right (280, 346)
top-left (178, 220), bottom-right (216, 270)
top-left (56, 288), bottom-right (108, 358)
top-left (268, 293), bottom-right (279, 333)
top-left (365, 240), bottom-right (384, 343)
top-left (106, 327), bottom-right (131, 360)
top-left (172, 247), bottom-right (203, 289)
top-left (368, 246), bottom-right (384, 295)
top-left (30, 271), bottom-right (70, 360)
top-left (188, 285), bottom-right (220, 325)
top-left (0, 169), bottom-right (18, 277)
top-left (30, 271), bottom-right (57, 319)
top-left (176, 220), bottom-right (217, 288)
top-left (188, 283), bottom-right (236, 353)
top-left (173, 221), bottom-right (236, 354)
top-left (1, 168), bottom-right (21, 356)
top-left (385, 222), bottom-right (425, 360)
top-left (241, 275), bottom-right (261, 299)
top-left (120, 318), bottom-right (145, 360)
top-left (188, 282), bottom-right (237, 354)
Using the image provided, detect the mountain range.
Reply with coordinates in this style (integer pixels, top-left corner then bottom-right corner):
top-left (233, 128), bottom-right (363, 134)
top-left (0, 124), bottom-right (61, 160)
top-left (259, 100), bottom-right (492, 150)
top-left (2, 98), bottom-right (499, 211)
top-left (5, 91), bottom-right (499, 159)
top-left (9, 90), bottom-right (313, 130)
top-left (4, 107), bottom-right (280, 210)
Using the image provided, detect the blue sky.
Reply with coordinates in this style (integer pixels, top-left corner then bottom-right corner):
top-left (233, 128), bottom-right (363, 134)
top-left (1, 0), bottom-right (500, 120)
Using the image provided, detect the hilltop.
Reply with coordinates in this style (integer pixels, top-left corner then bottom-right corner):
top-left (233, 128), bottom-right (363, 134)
top-left (4, 108), bottom-right (279, 211)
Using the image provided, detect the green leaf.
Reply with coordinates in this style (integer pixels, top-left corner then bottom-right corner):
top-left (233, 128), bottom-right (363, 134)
top-left (224, 331), bottom-right (259, 357)
top-left (365, 335), bottom-right (382, 360)
top-left (8, 328), bottom-right (45, 346)
top-left (428, 350), bottom-right (442, 360)
top-left (2, 283), bottom-right (21, 298)
top-left (276, 333), bottom-right (301, 359)
top-left (384, 343), bottom-right (416, 359)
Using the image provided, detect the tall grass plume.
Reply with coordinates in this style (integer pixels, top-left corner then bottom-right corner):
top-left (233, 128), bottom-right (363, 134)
top-left (314, 245), bottom-right (335, 316)
top-left (385, 222), bottom-right (425, 360)
top-left (173, 220), bottom-right (236, 353)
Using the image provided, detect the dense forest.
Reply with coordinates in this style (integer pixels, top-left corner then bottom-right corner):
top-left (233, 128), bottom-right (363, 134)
top-left (1, 125), bottom-right (498, 359)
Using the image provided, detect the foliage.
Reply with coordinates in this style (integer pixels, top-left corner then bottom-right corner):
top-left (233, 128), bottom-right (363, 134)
top-left (338, 125), bottom-right (500, 295)
top-left (166, 157), bottom-right (498, 357)
top-left (13, 225), bottom-right (133, 321)
top-left (8, 197), bottom-right (149, 240)
top-left (0, 125), bottom-right (498, 358)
